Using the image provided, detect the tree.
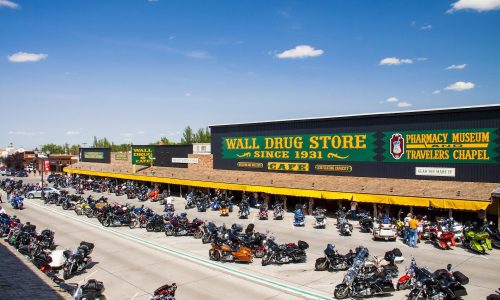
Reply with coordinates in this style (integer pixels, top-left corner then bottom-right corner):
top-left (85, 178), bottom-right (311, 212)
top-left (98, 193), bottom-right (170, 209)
top-left (180, 126), bottom-right (195, 144)
top-left (69, 144), bottom-right (80, 155)
top-left (41, 144), bottom-right (65, 154)
top-left (194, 127), bottom-right (210, 143)
top-left (4, 152), bottom-right (24, 170)
top-left (150, 137), bottom-right (175, 145)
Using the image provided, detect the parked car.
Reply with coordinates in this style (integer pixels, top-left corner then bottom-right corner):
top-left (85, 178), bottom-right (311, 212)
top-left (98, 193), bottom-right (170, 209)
top-left (25, 165), bottom-right (34, 172)
top-left (25, 187), bottom-right (61, 198)
top-left (0, 169), bottom-right (6, 176)
top-left (5, 169), bottom-right (16, 176)
top-left (16, 170), bottom-right (28, 177)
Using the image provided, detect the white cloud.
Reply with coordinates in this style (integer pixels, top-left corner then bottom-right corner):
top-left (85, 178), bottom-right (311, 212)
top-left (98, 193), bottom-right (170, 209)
top-left (7, 52), bottom-right (48, 63)
top-left (186, 51), bottom-right (211, 59)
top-left (65, 131), bottom-right (80, 135)
top-left (416, 57), bottom-right (428, 61)
top-left (448, 0), bottom-right (500, 12)
top-left (421, 24), bottom-right (432, 30)
top-left (8, 131), bottom-right (36, 136)
top-left (136, 131), bottom-right (145, 135)
top-left (379, 57), bottom-right (413, 66)
top-left (446, 64), bottom-right (467, 70)
top-left (386, 97), bottom-right (399, 103)
top-left (0, 0), bottom-right (18, 8)
top-left (276, 45), bottom-right (324, 59)
top-left (185, 92), bottom-right (191, 97)
top-left (397, 102), bottom-right (413, 107)
top-left (432, 90), bottom-right (441, 94)
top-left (444, 81), bottom-right (475, 91)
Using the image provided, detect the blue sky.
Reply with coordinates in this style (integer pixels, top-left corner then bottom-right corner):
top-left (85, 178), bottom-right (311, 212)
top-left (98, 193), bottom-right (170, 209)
top-left (1, 0), bottom-right (499, 148)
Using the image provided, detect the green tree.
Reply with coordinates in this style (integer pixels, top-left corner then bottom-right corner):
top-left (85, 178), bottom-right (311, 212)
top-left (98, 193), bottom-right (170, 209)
top-left (150, 137), bottom-right (175, 145)
top-left (180, 126), bottom-right (195, 144)
top-left (69, 144), bottom-right (80, 155)
top-left (194, 127), bottom-right (211, 143)
top-left (41, 143), bottom-right (65, 154)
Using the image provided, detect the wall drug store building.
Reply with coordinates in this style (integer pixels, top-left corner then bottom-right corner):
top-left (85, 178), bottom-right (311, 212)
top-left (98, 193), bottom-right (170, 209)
top-left (65, 105), bottom-right (500, 225)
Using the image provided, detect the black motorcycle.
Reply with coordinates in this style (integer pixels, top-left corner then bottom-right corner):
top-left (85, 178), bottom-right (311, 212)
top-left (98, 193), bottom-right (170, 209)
top-left (146, 214), bottom-right (166, 232)
top-left (102, 212), bottom-right (134, 227)
top-left (261, 239), bottom-right (308, 266)
top-left (358, 213), bottom-right (374, 233)
top-left (334, 247), bottom-right (395, 299)
top-left (62, 241), bottom-right (94, 280)
top-left (408, 264), bottom-right (468, 300)
top-left (315, 244), bottom-right (355, 271)
top-left (73, 279), bottom-right (106, 300)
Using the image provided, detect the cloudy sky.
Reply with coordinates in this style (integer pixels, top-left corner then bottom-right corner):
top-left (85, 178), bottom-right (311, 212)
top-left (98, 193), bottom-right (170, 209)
top-left (1, 0), bottom-right (499, 148)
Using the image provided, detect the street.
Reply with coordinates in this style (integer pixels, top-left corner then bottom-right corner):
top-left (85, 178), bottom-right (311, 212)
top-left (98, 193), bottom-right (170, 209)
top-left (2, 176), bottom-right (499, 299)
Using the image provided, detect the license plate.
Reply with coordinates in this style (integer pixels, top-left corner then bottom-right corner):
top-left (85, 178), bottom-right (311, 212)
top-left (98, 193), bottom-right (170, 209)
top-left (385, 237), bottom-right (388, 240)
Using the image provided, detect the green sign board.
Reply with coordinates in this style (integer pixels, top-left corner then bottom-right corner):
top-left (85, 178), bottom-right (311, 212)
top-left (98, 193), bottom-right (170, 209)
top-left (132, 147), bottom-right (154, 165)
top-left (83, 152), bottom-right (104, 159)
top-left (222, 133), bottom-right (377, 162)
top-left (383, 128), bottom-right (498, 164)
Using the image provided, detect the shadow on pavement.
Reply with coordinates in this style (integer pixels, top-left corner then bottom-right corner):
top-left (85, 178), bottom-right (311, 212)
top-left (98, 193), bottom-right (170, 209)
top-left (0, 241), bottom-right (69, 300)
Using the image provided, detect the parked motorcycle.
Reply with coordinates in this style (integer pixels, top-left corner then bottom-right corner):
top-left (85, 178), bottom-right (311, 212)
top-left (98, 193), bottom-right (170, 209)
top-left (293, 209), bottom-right (305, 227)
top-left (334, 247), bottom-right (395, 299)
top-left (258, 205), bottom-right (268, 220)
top-left (73, 279), bottom-right (106, 300)
top-left (358, 212), bottom-right (374, 233)
top-left (407, 264), bottom-right (468, 300)
top-left (313, 208), bottom-right (327, 229)
top-left (62, 241), bottom-right (95, 280)
top-left (315, 244), bottom-right (355, 271)
top-left (337, 215), bottom-right (353, 236)
top-left (273, 202), bottom-right (284, 220)
top-left (164, 216), bottom-right (203, 238)
top-left (373, 218), bottom-right (397, 241)
top-left (463, 222), bottom-right (492, 254)
top-left (261, 238), bottom-right (308, 266)
top-left (151, 283), bottom-right (176, 300)
top-left (11, 196), bottom-right (24, 210)
top-left (209, 237), bottom-right (253, 263)
top-left (238, 201), bottom-right (249, 219)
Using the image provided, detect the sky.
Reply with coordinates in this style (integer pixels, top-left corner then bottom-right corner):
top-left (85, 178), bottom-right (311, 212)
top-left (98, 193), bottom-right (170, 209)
top-left (1, 0), bottom-right (499, 148)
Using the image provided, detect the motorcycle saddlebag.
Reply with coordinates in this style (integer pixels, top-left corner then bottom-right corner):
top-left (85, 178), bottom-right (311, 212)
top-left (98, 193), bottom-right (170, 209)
top-left (231, 224), bottom-right (243, 232)
top-left (298, 240), bottom-right (309, 250)
top-left (81, 279), bottom-right (104, 293)
top-left (453, 271), bottom-right (469, 285)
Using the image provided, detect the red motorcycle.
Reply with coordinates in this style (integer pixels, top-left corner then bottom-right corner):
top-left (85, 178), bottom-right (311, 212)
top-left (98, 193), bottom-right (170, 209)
top-left (259, 205), bottom-right (268, 220)
top-left (430, 223), bottom-right (456, 250)
top-left (164, 216), bottom-right (203, 238)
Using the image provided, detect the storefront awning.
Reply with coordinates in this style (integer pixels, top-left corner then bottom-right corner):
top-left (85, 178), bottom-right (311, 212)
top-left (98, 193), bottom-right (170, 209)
top-left (64, 167), bottom-right (491, 211)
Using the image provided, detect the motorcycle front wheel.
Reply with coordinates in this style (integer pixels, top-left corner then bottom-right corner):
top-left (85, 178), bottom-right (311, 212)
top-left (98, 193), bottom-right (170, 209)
top-left (193, 230), bottom-right (203, 239)
top-left (261, 254), bottom-right (272, 266)
top-left (165, 228), bottom-right (174, 236)
top-left (333, 284), bottom-right (349, 299)
top-left (209, 249), bottom-right (221, 261)
top-left (129, 221), bottom-right (137, 229)
top-left (314, 258), bottom-right (329, 271)
top-left (63, 267), bottom-right (71, 280)
top-left (254, 249), bottom-right (266, 259)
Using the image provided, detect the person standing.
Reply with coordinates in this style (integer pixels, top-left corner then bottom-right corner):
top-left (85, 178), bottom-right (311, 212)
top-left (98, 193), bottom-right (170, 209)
top-left (350, 201), bottom-right (358, 220)
top-left (409, 215), bottom-right (419, 248)
top-left (404, 213), bottom-right (411, 245)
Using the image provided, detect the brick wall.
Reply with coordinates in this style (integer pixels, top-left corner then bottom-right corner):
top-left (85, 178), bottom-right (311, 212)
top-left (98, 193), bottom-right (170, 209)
top-left (187, 154), bottom-right (213, 170)
top-left (111, 152), bottom-right (131, 166)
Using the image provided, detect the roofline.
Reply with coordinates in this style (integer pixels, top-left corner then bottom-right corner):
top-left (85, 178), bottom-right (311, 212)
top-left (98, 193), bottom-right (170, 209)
top-left (209, 103), bottom-right (500, 128)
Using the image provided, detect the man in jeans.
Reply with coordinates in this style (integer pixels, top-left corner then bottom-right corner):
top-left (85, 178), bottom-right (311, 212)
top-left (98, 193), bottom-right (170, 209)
top-left (408, 215), bottom-right (419, 248)
top-left (403, 213), bottom-right (411, 244)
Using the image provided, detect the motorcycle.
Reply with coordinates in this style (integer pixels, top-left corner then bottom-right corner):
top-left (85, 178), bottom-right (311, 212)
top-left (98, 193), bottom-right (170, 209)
top-left (11, 196), bottom-right (24, 210)
top-left (73, 279), bottom-right (106, 300)
top-left (358, 213), bottom-right (374, 233)
top-left (62, 241), bottom-right (95, 280)
top-left (334, 247), bottom-right (395, 299)
top-left (164, 216), bottom-right (203, 238)
top-left (407, 264), bottom-right (468, 300)
top-left (151, 283), bottom-right (177, 300)
top-left (463, 223), bottom-right (492, 254)
top-left (238, 201), bottom-right (250, 219)
top-left (219, 200), bottom-right (230, 217)
top-left (261, 238), bottom-right (308, 266)
top-left (293, 209), bottom-right (305, 226)
top-left (146, 214), bottom-right (167, 232)
top-left (209, 237), bottom-right (253, 263)
top-left (337, 215), bottom-right (353, 236)
top-left (102, 211), bottom-right (135, 228)
top-left (372, 218), bottom-right (397, 241)
top-left (258, 205), bottom-right (268, 220)
top-left (430, 222), bottom-right (456, 250)
top-left (313, 208), bottom-right (327, 229)
top-left (273, 203), bottom-right (284, 220)
top-left (485, 221), bottom-right (500, 249)
top-left (315, 244), bottom-right (355, 271)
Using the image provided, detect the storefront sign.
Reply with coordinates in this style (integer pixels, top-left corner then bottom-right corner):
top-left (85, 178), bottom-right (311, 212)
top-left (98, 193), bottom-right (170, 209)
top-left (384, 128), bottom-right (497, 164)
top-left (268, 162), bottom-right (309, 172)
top-left (222, 133), bottom-right (376, 162)
top-left (172, 157), bottom-right (199, 164)
top-left (83, 152), bottom-right (104, 160)
top-left (43, 160), bottom-right (50, 173)
top-left (315, 164), bottom-right (353, 172)
top-left (416, 167), bottom-right (456, 177)
top-left (237, 162), bottom-right (263, 169)
top-left (132, 147), bottom-right (154, 165)
top-left (114, 153), bottom-right (128, 161)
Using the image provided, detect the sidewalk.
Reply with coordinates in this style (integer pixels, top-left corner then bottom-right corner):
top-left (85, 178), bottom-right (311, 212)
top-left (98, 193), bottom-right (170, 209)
top-left (0, 239), bottom-right (72, 300)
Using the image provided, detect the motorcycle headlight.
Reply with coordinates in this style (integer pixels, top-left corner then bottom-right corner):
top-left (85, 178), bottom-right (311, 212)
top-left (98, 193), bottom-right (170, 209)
top-left (416, 281), bottom-right (423, 288)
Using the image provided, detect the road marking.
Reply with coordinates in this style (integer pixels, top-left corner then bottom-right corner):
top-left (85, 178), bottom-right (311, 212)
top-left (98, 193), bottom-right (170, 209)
top-left (130, 292), bottom-right (140, 299)
top-left (27, 200), bottom-right (331, 300)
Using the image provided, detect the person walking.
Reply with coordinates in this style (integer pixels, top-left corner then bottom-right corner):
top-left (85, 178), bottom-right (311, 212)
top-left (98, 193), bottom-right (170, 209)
top-left (409, 215), bottom-right (419, 248)
top-left (350, 201), bottom-right (358, 220)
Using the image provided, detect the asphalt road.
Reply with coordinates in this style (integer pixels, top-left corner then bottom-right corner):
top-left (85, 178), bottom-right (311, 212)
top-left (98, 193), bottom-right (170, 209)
top-left (2, 175), bottom-right (499, 299)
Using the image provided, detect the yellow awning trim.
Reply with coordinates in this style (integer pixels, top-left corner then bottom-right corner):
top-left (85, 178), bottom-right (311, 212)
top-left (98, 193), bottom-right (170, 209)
top-left (63, 167), bottom-right (491, 211)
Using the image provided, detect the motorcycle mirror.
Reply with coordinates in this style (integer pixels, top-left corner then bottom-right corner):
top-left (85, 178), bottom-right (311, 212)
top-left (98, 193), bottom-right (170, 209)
top-left (446, 264), bottom-right (452, 271)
